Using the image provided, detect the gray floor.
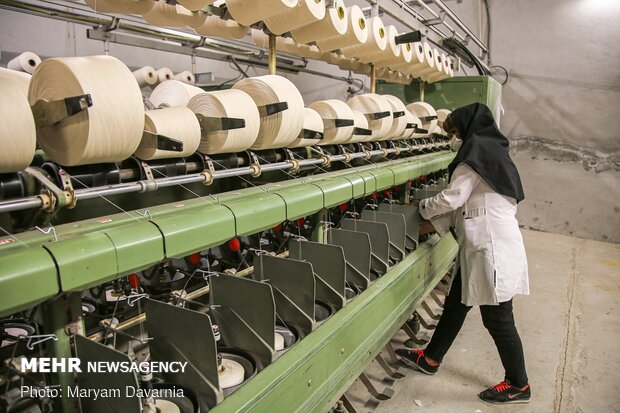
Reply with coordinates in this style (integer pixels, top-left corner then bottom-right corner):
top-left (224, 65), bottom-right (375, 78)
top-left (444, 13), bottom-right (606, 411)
top-left (345, 229), bottom-right (620, 413)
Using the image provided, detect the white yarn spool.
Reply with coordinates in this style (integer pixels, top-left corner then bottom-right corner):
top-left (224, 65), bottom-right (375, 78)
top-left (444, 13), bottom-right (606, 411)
top-left (226, 0), bottom-right (298, 26)
top-left (150, 80), bottom-right (204, 108)
top-left (436, 108), bottom-right (451, 131)
top-left (410, 42), bottom-right (435, 77)
top-left (7, 52), bottom-right (41, 74)
top-left (28, 55), bottom-right (144, 166)
top-left (187, 89), bottom-right (260, 154)
top-left (406, 101), bottom-right (438, 132)
top-left (177, 0), bottom-right (214, 11)
top-left (0, 67), bottom-right (31, 96)
top-left (84, 0), bottom-right (154, 14)
top-left (136, 107), bottom-right (201, 160)
top-left (308, 99), bottom-right (354, 145)
top-left (265, 0), bottom-right (326, 35)
top-left (401, 110), bottom-right (416, 139)
top-left (349, 109), bottom-right (370, 143)
top-left (316, 5), bottom-right (367, 52)
top-left (142, 1), bottom-right (185, 27)
top-left (287, 107), bottom-right (324, 148)
top-left (155, 67), bottom-right (174, 85)
top-left (0, 79), bottom-right (36, 172)
top-left (175, 5), bottom-right (207, 28)
top-left (383, 95), bottom-right (408, 139)
top-left (341, 16), bottom-right (386, 60)
top-left (424, 53), bottom-right (450, 83)
top-left (232, 75), bottom-right (305, 149)
top-left (291, 0), bottom-right (348, 44)
top-left (346, 93), bottom-right (392, 140)
top-left (132, 66), bottom-right (158, 88)
top-left (361, 24), bottom-right (399, 64)
top-left (195, 15), bottom-right (249, 39)
top-left (173, 71), bottom-right (196, 85)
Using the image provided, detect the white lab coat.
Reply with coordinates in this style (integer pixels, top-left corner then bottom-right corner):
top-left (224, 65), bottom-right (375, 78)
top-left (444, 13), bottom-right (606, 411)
top-left (420, 163), bottom-right (529, 306)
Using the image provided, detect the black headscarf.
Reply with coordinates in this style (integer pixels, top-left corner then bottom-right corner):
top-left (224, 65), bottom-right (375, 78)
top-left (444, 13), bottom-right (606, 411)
top-left (444, 103), bottom-right (525, 202)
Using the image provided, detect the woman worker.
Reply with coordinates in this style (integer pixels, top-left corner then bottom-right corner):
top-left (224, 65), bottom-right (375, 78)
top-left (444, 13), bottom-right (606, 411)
top-left (396, 103), bottom-right (531, 404)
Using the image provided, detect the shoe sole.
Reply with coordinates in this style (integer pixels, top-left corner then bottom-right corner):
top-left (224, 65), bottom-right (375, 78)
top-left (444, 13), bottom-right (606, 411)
top-left (399, 356), bottom-right (437, 375)
top-left (478, 396), bottom-right (531, 405)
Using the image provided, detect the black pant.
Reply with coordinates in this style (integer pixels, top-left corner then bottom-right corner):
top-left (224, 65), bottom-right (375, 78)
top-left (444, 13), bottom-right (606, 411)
top-left (424, 268), bottom-right (529, 388)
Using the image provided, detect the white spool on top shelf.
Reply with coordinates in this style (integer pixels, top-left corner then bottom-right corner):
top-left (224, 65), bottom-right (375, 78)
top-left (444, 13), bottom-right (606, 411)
top-left (406, 101), bottom-right (438, 132)
top-left (308, 99), bottom-right (354, 145)
top-left (7, 52), bottom-right (41, 74)
top-left (132, 66), bottom-right (158, 88)
top-left (349, 109), bottom-right (370, 143)
top-left (195, 15), bottom-right (249, 39)
top-left (346, 93), bottom-right (393, 140)
top-left (136, 107), bottom-right (201, 160)
top-left (287, 107), bottom-right (324, 148)
top-left (173, 71), bottom-right (196, 85)
top-left (424, 53), bottom-right (450, 83)
top-left (175, 5), bottom-right (207, 28)
top-left (28, 55), bottom-right (144, 166)
top-left (0, 79), bottom-right (36, 173)
top-left (156, 67), bottom-right (174, 85)
top-left (177, 0), bottom-right (214, 11)
top-left (316, 5), bottom-right (367, 52)
top-left (232, 75), bottom-right (304, 149)
top-left (436, 108), bottom-right (451, 130)
top-left (0, 67), bottom-right (31, 96)
top-left (361, 24), bottom-right (399, 64)
top-left (226, 0), bottom-right (298, 26)
top-left (150, 80), bottom-right (204, 108)
top-left (187, 89), bottom-right (260, 154)
top-left (291, 0), bottom-right (348, 44)
top-left (84, 0), bottom-right (154, 14)
top-left (265, 0), bottom-right (326, 35)
top-left (341, 16), bottom-right (386, 60)
top-left (383, 95), bottom-right (408, 139)
top-left (411, 43), bottom-right (435, 77)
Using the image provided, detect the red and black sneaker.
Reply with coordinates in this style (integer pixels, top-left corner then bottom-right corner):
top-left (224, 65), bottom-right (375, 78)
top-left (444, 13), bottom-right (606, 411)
top-left (478, 381), bottom-right (531, 404)
top-left (394, 348), bottom-right (439, 375)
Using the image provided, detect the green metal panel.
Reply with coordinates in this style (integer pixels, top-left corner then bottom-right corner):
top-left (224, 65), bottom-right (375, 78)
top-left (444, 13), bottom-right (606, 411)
top-left (103, 223), bottom-right (164, 276)
top-left (340, 173), bottom-right (366, 199)
top-left (387, 163), bottom-right (412, 186)
top-left (312, 178), bottom-right (354, 208)
top-left (0, 248), bottom-right (59, 317)
top-left (270, 184), bottom-right (325, 220)
top-left (151, 203), bottom-right (236, 258)
top-left (221, 193), bottom-right (287, 236)
top-left (355, 171), bottom-right (377, 195)
top-left (368, 168), bottom-right (394, 191)
top-left (211, 234), bottom-right (457, 413)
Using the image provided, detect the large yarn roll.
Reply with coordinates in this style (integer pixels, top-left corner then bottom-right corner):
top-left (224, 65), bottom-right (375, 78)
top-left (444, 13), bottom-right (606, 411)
top-left (226, 0), bottom-right (298, 26)
top-left (383, 94), bottom-right (408, 139)
top-left (132, 66), bottom-right (157, 88)
top-left (410, 42), bottom-right (434, 77)
top-left (136, 107), bottom-right (201, 160)
top-left (346, 93), bottom-right (392, 140)
top-left (142, 1), bottom-right (184, 27)
top-left (173, 71), bottom-right (196, 85)
top-left (308, 99), bottom-right (354, 145)
top-left (291, 0), bottom-right (348, 44)
top-left (195, 15), bottom-right (249, 39)
top-left (265, 0), bottom-right (326, 35)
top-left (360, 24), bottom-right (399, 64)
top-left (177, 0), bottom-right (214, 11)
top-left (287, 107), bottom-right (324, 148)
top-left (395, 41), bottom-right (424, 74)
top-left (156, 67), bottom-right (174, 84)
top-left (349, 109), bottom-right (370, 143)
top-left (0, 79), bottom-right (36, 173)
top-left (187, 89), bottom-right (260, 154)
top-left (175, 5), bottom-right (207, 28)
top-left (84, 0), bottom-right (154, 14)
top-left (401, 110), bottom-right (416, 139)
top-left (232, 75), bottom-right (304, 149)
top-left (406, 101), bottom-right (437, 132)
top-left (0, 67), bottom-right (31, 96)
top-left (28, 55), bottom-right (144, 166)
top-left (316, 5), bottom-right (367, 52)
top-left (424, 53), bottom-right (450, 83)
top-left (341, 16), bottom-right (386, 60)
top-left (436, 108), bottom-right (451, 131)
top-left (7, 52), bottom-right (41, 74)
top-left (149, 80), bottom-right (204, 108)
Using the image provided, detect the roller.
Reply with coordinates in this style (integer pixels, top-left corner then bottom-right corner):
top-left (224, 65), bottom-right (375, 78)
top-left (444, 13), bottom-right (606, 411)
top-left (265, 0), bottom-right (326, 35)
top-left (308, 99), bottom-right (355, 145)
top-left (149, 80), bottom-right (205, 108)
top-left (0, 67), bottom-right (31, 96)
top-left (316, 5), bottom-right (367, 52)
top-left (287, 107), bottom-right (324, 148)
top-left (382, 95), bottom-right (408, 139)
top-left (0, 79), bottom-right (36, 172)
top-left (226, 0), bottom-right (298, 26)
top-left (346, 93), bottom-right (393, 140)
top-left (135, 107), bottom-right (201, 160)
top-left (291, 0), bottom-right (348, 44)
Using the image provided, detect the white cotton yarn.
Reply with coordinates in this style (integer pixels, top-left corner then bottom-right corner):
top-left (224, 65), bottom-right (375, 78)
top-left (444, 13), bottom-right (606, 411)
top-left (132, 66), bottom-right (158, 88)
top-left (176, 0), bottom-right (215, 11)
top-left (410, 42), bottom-right (435, 77)
top-left (382, 95), bottom-right (408, 139)
top-left (436, 108), bottom-right (452, 131)
top-left (226, 0), bottom-right (298, 26)
top-left (346, 93), bottom-right (393, 140)
top-left (175, 5), bottom-right (207, 28)
top-left (28, 55), bottom-right (144, 166)
top-left (0, 79), bottom-right (36, 172)
top-left (349, 109), bottom-right (370, 143)
top-left (341, 16), bottom-right (386, 61)
top-left (287, 107), bottom-right (324, 148)
top-left (291, 0), bottom-right (348, 44)
top-left (136, 107), bottom-right (201, 160)
top-left (265, 0), bottom-right (326, 35)
top-left (316, 5), bottom-right (367, 52)
top-left (308, 99), bottom-right (354, 145)
top-left (7, 52), bottom-right (41, 74)
top-left (155, 67), bottom-right (174, 85)
top-left (142, 1), bottom-right (184, 26)
top-left (149, 80), bottom-right (204, 108)
top-left (187, 89), bottom-right (260, 154)
top-left (173, 71), bottom-right (196, 85)
top-left (406, 101), bottom-right (438, 132)
top-left (195, 15), bottom-right (249, 39)
top-left (0, 67), bottom-right (31, 96)
top-left (232, 75), bottom-right (305, 149)
top-left (360, 24), bottom-right (399, 64)
top-left (401, 110), bottom-right (417, 139)
top-left (84, 0), bottom-right (154, 14)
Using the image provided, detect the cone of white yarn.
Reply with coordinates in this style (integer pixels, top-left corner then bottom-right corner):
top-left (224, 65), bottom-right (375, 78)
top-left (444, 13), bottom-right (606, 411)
top-left (150, 80), bottom-right (205, 108)
top-left (406, 101), bottom-right (438, 132)
top-left (265, 0), bottom-right (326, 35)
top-left (7, 52), bottom-right (41, 74)
top-left (187, 89), bottom-right (260, 154)
top-left (360, 24), bottom-right (399, 64)
top-left (382, 95), bottom-right (408, 139)
top-left (341, 16), bottom-right (386, 60)
top-left (291, 0), bottom-right (348, 44)
top-left (286, 107), bottom-right (324, 148)
top-left (409, 42), bottom-right (435, 77)
top-left (136, 107), bottom-right (201, 160)
top-left (155, 67), bottom-right (174, 85)
top-left (226, 0), bottom-right (298, 27)
top-left (173, 71), bottom-right (196, 85)
top-left (133, 66), bottom-right (158, 88)
top-left (0, 78), bottom-right (36, 172)
top-left (316, 5), bottom-right (367, 52)
top-left (346, 93), bottom-right (393, 140)
top-left (195, 15), bottom-right (249, 39)
top-left (308, 99), bottom-right (355, 145)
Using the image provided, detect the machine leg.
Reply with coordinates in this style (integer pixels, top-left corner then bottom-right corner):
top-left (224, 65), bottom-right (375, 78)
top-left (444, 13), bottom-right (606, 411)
top-left (358, 372), bottom-right (394, 400)
top-left (429, 290), bottom-right (445, 307)
top-left (375, 352), bottom-right (406, 379)
top-left (421, 301), bottom-right (442, 321)
top-left (402, 320), bottom-right (430, 348)
top-left (416, 311), bottom-right (437, 330)
top-left (340, 394), bottom-right (359, 413)
top-left (385, 342), bottom-right (399, 363)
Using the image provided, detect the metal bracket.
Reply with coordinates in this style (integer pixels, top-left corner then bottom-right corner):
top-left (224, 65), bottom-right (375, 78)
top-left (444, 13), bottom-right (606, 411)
top-left (418, 115), bottom-right (438, 122)
top-left (57, 168), bottom-right (77, 209)
top-left (31, 94), bottom-right (93, 129)
top-left (23, 167), bottom-right (68, 213)
top-left (302, 129), bottom-right (324, 140)
top-left (392, 111), bottom-right (405, 119)
top-left (364, 111), bottom-right (391, 121)
top-left (394, 30), bottom-right (422, 44)
top-left (196, 113), bottom-right (246, 132)
top-left (202, 155), bottom-right (216, 185)
top-left (353, 127), bottom-right (372, 136)
top-left (139, 162), bottom-right (158, 192)
top-left (323, 118), bottom-right (355, 129)
top-left (142, 131), bottom-right (184, 152)
top-left (248, 151), bottom-right (262, 177)
top-left (257, 101), bottom-right (289, 117)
